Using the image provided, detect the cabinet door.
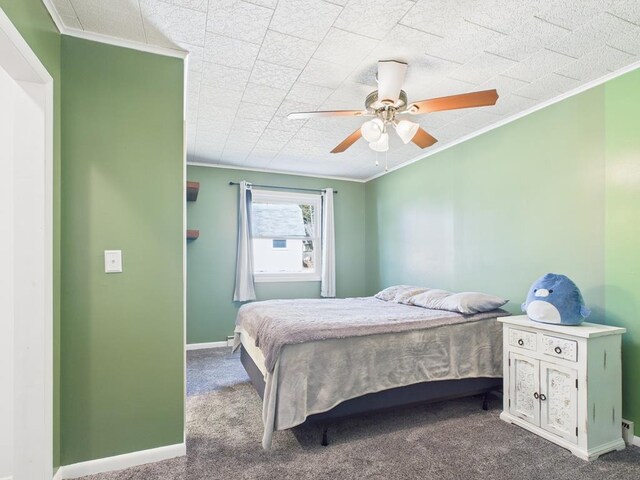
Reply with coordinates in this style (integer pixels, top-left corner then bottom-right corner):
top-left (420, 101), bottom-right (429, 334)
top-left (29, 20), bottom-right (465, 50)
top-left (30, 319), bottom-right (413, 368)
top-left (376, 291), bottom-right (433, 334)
top-left (509, 353), bottom-right (540, 426)
top-left (539, 361), bottom-right (578, 443)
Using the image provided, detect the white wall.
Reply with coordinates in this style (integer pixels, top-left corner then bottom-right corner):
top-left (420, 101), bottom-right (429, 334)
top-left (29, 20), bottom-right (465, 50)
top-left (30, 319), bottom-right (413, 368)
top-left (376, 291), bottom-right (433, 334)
top-left (0, 63), bottom-right (16, 480)
top-left (253, 239), bottom-right (305, 273)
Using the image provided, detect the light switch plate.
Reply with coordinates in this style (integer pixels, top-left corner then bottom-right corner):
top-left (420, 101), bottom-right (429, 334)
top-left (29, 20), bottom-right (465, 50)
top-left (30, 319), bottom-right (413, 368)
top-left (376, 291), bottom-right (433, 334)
top-left (104, 250), bottom-right (123, 273)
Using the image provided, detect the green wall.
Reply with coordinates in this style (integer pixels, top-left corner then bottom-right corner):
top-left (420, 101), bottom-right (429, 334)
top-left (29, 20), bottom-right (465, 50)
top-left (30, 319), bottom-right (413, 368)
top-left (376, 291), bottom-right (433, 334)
top-left (604, 70), bottom-right (640, 426)
top-left (365, 88), bottom-right (606, 307)
top-left (60, 37), bottom-right (184, 464)
top-left (365, 68), bottom-right (640, 425)
top-left (0, 0), bottom-right (62, 467)
top-left (186, 166), bottom-right (366, 343)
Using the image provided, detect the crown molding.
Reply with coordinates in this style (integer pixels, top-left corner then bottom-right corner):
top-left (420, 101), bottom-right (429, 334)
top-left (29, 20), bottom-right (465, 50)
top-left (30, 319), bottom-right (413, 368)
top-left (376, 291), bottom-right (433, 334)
top-left (364, 59), bottom-right (640, 182)
top-left (63, 27), bottom-right (188, 58)
top-left (41, 0), bottom-right (187, 59)
top-left (187, 161), bottom-right (367, 183)
top-left (40, 0), bottom-right (65, 33)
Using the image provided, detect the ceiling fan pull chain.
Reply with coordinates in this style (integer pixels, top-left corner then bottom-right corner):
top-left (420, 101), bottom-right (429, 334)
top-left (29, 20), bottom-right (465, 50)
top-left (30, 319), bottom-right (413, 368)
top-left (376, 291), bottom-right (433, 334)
top-left (375, 151), bottom-right (379, 167)
top-left (385, 151), bottom-right (388, 172)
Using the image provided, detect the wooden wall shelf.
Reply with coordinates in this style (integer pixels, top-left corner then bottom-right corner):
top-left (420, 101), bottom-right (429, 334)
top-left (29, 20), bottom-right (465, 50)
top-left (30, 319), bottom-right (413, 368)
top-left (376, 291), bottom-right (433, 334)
top-left (187, 181), bottom-right (199, 241)
top-left (187, 181), bottom-right (200, 202)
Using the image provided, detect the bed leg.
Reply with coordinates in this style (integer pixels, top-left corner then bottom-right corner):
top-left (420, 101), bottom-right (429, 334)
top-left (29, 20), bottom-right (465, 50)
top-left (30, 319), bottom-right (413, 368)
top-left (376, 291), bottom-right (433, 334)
top-left (321, 426), bottom-right (329, 447)
top-left (482, 392), bottom-right (489, 411)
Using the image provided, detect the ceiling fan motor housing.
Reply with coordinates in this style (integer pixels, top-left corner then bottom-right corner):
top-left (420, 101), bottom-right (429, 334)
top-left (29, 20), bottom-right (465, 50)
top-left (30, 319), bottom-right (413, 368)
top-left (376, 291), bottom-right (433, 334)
top-left (366, 89), bottom-right (408, 113)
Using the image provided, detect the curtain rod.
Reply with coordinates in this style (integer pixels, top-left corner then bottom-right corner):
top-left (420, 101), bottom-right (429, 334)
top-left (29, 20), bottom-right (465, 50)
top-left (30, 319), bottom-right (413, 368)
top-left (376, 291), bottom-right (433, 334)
top-left (228, 181), bottom-right (338, 194)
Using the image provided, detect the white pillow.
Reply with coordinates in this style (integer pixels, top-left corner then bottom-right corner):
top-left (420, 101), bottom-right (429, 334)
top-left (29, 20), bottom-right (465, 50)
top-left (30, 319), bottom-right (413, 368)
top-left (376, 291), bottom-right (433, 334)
top-left (375, 285), bottom-right (429, 304)
top-left (408, 289), bottom-right (452, 307)
top-left (409, 290), bottom-right (508, 314)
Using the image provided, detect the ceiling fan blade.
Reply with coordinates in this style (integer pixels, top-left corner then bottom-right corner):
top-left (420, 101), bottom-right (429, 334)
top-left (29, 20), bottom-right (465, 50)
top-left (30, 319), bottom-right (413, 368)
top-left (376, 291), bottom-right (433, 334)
top-left (407, 89), bottom-right (499, 115)
top-left (287, 110), bottom-right (366, 120)
top-left (411, 128), bottom-right (438, 149)
top-left (330, 128), bottom-right (362, 153)
top-left (377, 60), bottom-right (408, 104)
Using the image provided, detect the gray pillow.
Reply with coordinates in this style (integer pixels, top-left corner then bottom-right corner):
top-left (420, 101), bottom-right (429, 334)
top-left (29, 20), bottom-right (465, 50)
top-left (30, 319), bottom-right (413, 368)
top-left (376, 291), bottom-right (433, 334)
top-left (409, 290), bottom-right (508, 314)
top-left (375, 285), bottom-right (429, 304)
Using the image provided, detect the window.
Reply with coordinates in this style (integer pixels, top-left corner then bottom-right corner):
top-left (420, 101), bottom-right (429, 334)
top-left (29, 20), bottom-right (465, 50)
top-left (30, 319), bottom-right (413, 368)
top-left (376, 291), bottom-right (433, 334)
top-left (251, 190), bottom-right (321, 282)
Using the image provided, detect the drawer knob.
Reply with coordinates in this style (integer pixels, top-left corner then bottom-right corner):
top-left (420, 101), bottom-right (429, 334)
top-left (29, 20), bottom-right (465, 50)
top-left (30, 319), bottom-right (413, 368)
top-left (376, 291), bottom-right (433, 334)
top-left (534, 392), bottom-right (539, 399)
top-left (554, 346), bottom-right (562, 354)
top-left (540, 393), bottom-right (547, 401)
top-left (518, 339), bottom-right (524, 346)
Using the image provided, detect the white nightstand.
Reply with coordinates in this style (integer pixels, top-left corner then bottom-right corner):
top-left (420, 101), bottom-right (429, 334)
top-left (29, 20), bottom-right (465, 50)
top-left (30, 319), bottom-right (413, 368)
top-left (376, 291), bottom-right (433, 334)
top-left (499, 315), bottom-right (626, 461)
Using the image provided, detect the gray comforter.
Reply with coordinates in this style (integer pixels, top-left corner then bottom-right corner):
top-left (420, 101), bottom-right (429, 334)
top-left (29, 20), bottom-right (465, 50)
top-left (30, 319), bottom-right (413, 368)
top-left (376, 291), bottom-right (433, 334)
top-left (236, 297), bottom-right (509, 373)
top-left (234, 297), bottom-right (509, 449)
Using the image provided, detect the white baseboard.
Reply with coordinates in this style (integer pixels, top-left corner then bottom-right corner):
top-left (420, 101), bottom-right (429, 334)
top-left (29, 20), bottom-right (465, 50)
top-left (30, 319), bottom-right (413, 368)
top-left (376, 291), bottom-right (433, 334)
top-left (43, 429), bottom-right (640, 479)
top-left (56, 443), bottom-right (185, 479)
top-left (186, 341), bottom-right (228, 350)
top-left (1, 476), bottom-right (13, 480)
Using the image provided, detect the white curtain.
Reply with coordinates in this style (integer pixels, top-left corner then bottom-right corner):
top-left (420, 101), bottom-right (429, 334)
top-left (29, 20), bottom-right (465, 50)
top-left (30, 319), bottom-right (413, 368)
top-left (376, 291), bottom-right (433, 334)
top-left (233, 181), bottom-right (256, 302)
top-left (321, 188), bottom-right (336, 298)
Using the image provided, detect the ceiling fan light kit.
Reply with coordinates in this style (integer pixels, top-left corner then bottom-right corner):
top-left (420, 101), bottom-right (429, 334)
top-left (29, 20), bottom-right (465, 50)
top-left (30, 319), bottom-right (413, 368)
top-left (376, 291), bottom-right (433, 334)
top-left (394, 119), bottom-right (420, 144)
top-left (369, 132), bottom-right (389, 152)
top-left (287, 60), bottom-right (499, 159)
top-left (361, 118), bottom-right (384, 143)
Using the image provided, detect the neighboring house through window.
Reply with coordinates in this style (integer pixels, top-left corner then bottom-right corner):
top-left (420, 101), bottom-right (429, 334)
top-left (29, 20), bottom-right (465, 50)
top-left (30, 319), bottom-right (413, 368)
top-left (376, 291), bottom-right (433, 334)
top-left (251, 190), bottom-right (321, 282)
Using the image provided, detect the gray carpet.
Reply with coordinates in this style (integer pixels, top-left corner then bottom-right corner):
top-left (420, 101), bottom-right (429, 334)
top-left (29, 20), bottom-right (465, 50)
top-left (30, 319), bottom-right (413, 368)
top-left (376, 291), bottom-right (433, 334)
top-left (81, 347), bottom-right (640, 480)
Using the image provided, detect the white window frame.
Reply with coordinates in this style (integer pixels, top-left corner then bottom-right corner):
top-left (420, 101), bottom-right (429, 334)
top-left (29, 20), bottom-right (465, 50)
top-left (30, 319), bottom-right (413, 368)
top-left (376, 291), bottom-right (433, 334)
top-left (251, 189), bottom-right (322, 283)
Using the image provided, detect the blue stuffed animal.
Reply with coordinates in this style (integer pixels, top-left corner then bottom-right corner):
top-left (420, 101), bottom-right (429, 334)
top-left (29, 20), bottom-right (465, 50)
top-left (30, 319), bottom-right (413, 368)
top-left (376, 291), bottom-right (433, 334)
top-left (521, 273), bottom-right (591, 325)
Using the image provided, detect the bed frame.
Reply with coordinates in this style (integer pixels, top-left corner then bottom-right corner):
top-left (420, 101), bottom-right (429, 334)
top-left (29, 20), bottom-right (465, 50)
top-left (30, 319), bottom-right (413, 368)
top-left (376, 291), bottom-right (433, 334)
top-left (240, 346), bottom-right (502, 446)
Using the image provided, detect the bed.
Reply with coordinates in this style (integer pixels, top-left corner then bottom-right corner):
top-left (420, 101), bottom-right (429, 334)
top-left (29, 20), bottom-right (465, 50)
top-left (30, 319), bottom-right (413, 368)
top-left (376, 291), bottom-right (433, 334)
top-left (233, 295), bottom-right (509, 449)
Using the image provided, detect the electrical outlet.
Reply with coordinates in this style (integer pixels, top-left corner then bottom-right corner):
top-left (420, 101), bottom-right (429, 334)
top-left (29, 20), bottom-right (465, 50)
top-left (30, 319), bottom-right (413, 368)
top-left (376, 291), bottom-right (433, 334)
top-left (227, 336), bottom-right (234, 348)
top-left (622, 418), bottom-right (634, 446)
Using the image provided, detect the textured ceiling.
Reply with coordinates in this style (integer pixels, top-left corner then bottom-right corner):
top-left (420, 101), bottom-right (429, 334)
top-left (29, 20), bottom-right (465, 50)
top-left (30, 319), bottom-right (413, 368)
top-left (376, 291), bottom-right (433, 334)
top-left (51, 0), bottom-right (640, 180)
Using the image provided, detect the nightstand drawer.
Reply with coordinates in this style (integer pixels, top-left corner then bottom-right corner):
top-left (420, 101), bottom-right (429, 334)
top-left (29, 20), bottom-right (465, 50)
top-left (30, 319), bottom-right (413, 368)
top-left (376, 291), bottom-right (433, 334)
top-left (508, 328), bottom-right (537, 351)
top-left (541, 335), bottom-right (577, 362)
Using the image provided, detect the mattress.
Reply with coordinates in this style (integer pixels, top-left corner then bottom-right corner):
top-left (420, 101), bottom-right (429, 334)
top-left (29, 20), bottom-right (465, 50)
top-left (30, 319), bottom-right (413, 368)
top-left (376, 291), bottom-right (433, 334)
top-left (238, 327), bottom-right (266, 377)
top-left (234, 302), bottom-right (504, 449)
top-left (236, 297), bottom-right (508, 373)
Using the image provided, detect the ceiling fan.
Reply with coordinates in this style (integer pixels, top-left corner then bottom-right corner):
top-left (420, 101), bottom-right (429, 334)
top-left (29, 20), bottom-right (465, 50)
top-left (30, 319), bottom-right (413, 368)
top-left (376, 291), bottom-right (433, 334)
top-left (287, 60), bottom-right (499, 154)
